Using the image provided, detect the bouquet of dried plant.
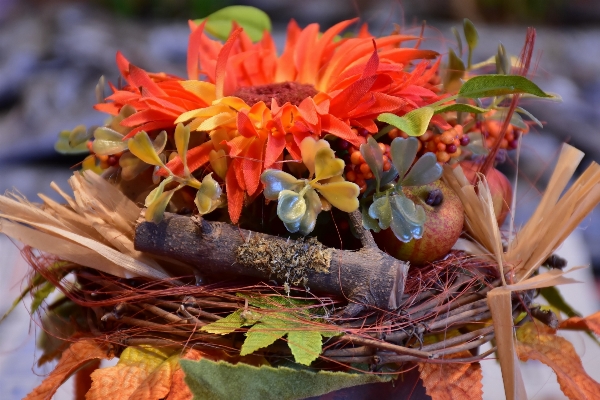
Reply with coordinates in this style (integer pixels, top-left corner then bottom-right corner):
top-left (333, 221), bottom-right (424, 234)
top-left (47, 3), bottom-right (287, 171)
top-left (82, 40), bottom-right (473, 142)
top-left (2, 6), bottom-right (600, 400)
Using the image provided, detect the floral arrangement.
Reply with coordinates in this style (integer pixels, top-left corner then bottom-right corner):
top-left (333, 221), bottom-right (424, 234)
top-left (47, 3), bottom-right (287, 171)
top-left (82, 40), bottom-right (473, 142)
top-left (2, 6), bottom-right (600, 400)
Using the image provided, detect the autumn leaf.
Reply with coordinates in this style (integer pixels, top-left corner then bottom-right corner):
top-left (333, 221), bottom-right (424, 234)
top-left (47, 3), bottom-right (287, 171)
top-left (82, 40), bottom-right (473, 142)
top-left (74, 359), bottom-right (101, 400)
top-left (24, 340), bottom-right (113, 400)
top-left (559, 311), bottom-right (600, 336)
top-left (418, 351), bottom-right (483, 400)
top-left (516, 321), bottom-right (600, 400)
top-left (166, 349), bottom-right (204, 400)
top-left (87, 345), bottom-right (178, 400)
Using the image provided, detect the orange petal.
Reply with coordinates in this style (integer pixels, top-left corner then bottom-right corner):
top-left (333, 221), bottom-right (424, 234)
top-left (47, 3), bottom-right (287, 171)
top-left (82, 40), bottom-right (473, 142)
top-left (215, 28), bottom-right (243, 99)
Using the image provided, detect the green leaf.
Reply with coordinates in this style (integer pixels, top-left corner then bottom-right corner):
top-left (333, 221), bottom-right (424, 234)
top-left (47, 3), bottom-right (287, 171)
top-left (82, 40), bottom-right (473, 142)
top-left (361, 203), bottom-right (381, 233)
top-left (444, 48), bottom-right (465, 92)
top-left (144, 176), bottom-right (173, 207)
top-left (389, 195), bottom-right (426, 242)
top-left (128, 131), bottom-right (165, 167)
top-left (69, 125), bottom-right (93, 148)
top-left (433, 103), bottom-right (488, 115)
top-left (516, 106), bottom-right (543, 128)
top-left (495, 43), bottom-right (510, 75)
top-left (463, 18), bottom-right (479, 69)
top-left (459, 75), bottom-right (555, 99)
top-left (360, 136), bottom-right (384, 190)
top-left (174, 123), bottom-right (190, 176)
top-left (119, 152), bottom-right (150, 180)
top-left (195, 173), bottom-right (223, 214)
top-left (145, 187), bottom-right (178, 223)
top-left (240, 323), bottom-right (287, 356)
top-left (277, 190), bottom-right (307, 226)
top-left (287, 330), bottom-right (323, 366)
top-left (540, 286), bottom-right (581, 318)
top-left (31, 281), bottom-right (56, 314)
top-left (201, 310), bottom-right (245, 335)
top-left (368, 195), bottom-right (392, 230)
top-left (195, 6), bottom-right (272, 43)
top-left (390, 137), bottom-right (418, 180)
top-left (378, 107), bottom-right (434, 137)
top-left (401, 153), bottom-right (442, 187)
top-left (261, 170), bottom-right (303, 200)
top-left (451, 27), bottom-right (463, 57)
top-left (181, 358), bottom-right (392, 400)
top-left (54, 130), bottom-right (90, 155)
top-left (297, 188), bottom-right (322, 235)
top-left (92, 127), bottom-right (128, 155)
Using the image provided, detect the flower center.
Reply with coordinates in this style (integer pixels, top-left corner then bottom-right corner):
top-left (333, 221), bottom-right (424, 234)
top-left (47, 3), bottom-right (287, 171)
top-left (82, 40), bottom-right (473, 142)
top-left (232, 82), bottom-right (318, 107)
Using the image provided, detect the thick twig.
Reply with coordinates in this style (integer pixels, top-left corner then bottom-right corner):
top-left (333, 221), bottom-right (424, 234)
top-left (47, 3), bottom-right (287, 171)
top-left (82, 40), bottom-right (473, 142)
top-left (135, 212), bottom-right (410, 316)
top-left (338, 334), bottom-right (434, 359)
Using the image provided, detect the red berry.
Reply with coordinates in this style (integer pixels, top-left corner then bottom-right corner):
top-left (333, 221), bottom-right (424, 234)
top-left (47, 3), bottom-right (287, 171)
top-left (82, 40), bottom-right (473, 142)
top-left (459, 136), bottom-right (470, 146)
top-left (446, 144), bottom-right (457, 154)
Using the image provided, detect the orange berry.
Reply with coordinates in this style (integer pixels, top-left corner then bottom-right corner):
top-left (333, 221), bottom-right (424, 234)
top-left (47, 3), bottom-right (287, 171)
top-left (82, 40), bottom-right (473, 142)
top-left (96, 154), bottom-right (109, 162)
top-left (346, 170), bottom-right (356, 182)
top-left (453, 138), bottom-right (460, 147)
top-left (388, 128), bottom-right (400, 139)
top-left (363, 171), bottom-right (374, 180)
top-left (501, 139), bottom-right (509, 149)
top-left (400, 131), bottom-right (409, 139)
top-left (426, 141), bottom-right (437, 152)
top-left (378, 143), bottom-right (387, 153)
top-left (437, 142), bottom-right (447, 152)
top-left (505, 131), bottom-right (515, 142)
top-left (359, 163), bottom-right (371, 174)
top-left (383, 161), bottom-right (391, 171)
top-left (100, 159), bottom-right (110, 169)
top-left (417, 140), bottom-right (423, 153)
top-left (440, 130), bottom-right (455, 145)
top-left (436, 151), bottom-right (450, 163)
top-left (350, 152), bottom-right (363, 165)
top-left (485, 120), bottom-right (501, 137)
top-left (450, 146), bottom-right (462, 158)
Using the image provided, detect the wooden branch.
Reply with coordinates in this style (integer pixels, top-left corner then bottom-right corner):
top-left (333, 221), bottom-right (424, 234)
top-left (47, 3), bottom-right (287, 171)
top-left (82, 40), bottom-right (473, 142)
top-left (134, 212), bottom-right (410, 317)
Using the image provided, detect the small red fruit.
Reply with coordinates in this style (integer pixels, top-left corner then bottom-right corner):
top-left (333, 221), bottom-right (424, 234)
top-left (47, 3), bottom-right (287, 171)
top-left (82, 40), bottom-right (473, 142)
top-left (460, 160), bottom-right (512, 226)
top-left (373, 180), bottom-right (464, 265)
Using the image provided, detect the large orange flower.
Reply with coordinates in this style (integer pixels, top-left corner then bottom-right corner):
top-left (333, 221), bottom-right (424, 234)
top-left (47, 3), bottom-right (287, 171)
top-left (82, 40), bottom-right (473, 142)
top-left (96, 19), bottom-right (442, 223)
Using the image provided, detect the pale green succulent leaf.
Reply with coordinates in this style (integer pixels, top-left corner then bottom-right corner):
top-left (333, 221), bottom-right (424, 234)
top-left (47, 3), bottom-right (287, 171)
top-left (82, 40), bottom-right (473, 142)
top-left (401, 153), bottom-right (442, 187)
top-left (261, 170), bottom-right (303, 200)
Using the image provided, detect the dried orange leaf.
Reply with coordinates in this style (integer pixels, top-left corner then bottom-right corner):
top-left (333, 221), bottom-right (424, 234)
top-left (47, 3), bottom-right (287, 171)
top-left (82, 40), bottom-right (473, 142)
top-left (559, 312), bottom-right (600, 336)
top-left (418, 351), bottom-right (483, 400)
top-left (517, 321), bottom-right (600, 400)
top-left (24, 340), bottom-right (112, 400)
top-left (87, 345), bottom-right (176, 400)
top-left (166, 349), bottom-right (204, 400)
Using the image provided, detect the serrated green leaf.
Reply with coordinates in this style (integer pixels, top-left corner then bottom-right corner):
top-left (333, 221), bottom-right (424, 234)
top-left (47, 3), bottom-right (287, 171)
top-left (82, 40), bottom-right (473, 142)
top-left (261, 170), bottom-right (303, 200)
top-left (444, 48), bottom-right (465, 92)
top-left (31, 281), bottom-right (56, 314)
top-left (287, 330), bottom-right (323, 366)
top-left (201, 310), bottom-right (245, 335)
top-left (360, 136), bottom-right (384, 190)
top-left (390, 137), bottom-right (418, 179)
top-left (92, 127), bottom-right (128, 155)
top-left (459, 74), bottom-right (555, 99)
top-left (181, 358), bottom-right (392, 400)
top-left (463, 18), bottom-right (478, 69)
top-left (378, 107), bottom-right (434, 138)
top-left (277, 190), bottom-right (307, 225)
top-left (128, 131), bottom-right (165, 167)
top-left (69, 125), bottom-right (92, 148)
top-left (194, 5), bottom-right (272, 43)
top-left (368, 195), bottom-right (392, 230)
top-left (240, 324), bottom-right (287, 356)
top-left (54, 130), bottom-right (90, 155)
top-left (174, 123), bottom-right (190, 176)
top-left (433, 103), bottom-right (488, 115)
top-left (401, 153), bottom-right (442, 187)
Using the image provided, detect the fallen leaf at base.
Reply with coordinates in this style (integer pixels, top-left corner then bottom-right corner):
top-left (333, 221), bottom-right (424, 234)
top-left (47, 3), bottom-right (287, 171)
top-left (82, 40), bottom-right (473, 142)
top-left (516, 321), bottom-right (600, 400)
top-left (559, 311), bottom-right (600, 336)
top-left (24, 339), bottom-right (113, 400)
top-left (418, 351), bottom-right (483, 400)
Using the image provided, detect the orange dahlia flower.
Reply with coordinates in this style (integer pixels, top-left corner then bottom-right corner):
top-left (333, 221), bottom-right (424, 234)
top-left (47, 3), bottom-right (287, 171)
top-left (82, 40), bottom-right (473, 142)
top-left (96, 19), bottom-right (442, 223)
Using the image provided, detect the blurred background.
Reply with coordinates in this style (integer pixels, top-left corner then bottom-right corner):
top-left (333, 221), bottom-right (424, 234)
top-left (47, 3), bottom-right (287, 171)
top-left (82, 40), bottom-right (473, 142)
top-left (1, 0), bottom-right (600, 399)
